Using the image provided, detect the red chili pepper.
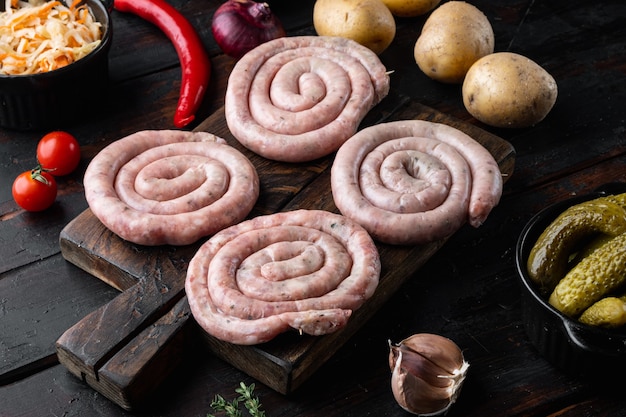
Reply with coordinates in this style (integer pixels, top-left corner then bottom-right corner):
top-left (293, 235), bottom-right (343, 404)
top-left (114, 0), bottom-right (211, 128)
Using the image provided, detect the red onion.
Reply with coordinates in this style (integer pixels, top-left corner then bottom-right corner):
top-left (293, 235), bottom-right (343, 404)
top-left (211, 0), bottom-right (285, 59)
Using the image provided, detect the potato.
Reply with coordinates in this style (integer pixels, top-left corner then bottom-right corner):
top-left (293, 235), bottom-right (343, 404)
top-left (313, 0), bottom-right (396, 55)
top-left (462, 52), bottom-right (558, 128)
top-left (382, 0), bottom-right (441, 17)
top-left (414, 1), bottom-right (494, 84)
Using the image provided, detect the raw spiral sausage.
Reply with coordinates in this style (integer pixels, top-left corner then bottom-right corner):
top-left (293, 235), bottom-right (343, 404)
top-left (331, 120), bottom-right (503, 245)
top-left (185, 209), bottom-right (381, 345)
top-left (84, 130), bottom-right (259, 246)
top-left (224, 36), bottom-right (390, 163)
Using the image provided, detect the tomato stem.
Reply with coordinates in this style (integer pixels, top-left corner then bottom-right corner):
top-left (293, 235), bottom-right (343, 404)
top-left (31, 165), bottom-right (52, 185)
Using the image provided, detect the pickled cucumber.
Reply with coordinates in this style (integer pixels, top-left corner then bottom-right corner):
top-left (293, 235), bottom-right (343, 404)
top-left (579, 296), bottom-right (626, 328)
top-left (606, 192), bottom-right (626, 208)
top-left (527, 195), bottom-right (626, 293)
top-left (568, 233), bottom-right (614, 266)
top-left (549, 232), bottom-right (626, 317)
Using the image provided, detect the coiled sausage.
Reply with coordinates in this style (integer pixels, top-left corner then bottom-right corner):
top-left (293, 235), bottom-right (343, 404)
top-left (84, 130), bottom-right (259, 246)
top-left (331, 120), bottom-right (503, 245)
top-left (225, 36), bottom-right (390, 163)
top-left (185, 209), bottom-right (381, 345)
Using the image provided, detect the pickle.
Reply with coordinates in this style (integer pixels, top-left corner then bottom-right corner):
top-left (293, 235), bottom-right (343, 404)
top-left (579, 296), bottom-right (626, 328)
top-left (527, 194), bottom-right (626, 294)
top-left (606, 192), bottom-right (626, 207)
top-left (568, 233), bottom-right (614, 266)
top-left (549, 232), bottom-right (626, 317)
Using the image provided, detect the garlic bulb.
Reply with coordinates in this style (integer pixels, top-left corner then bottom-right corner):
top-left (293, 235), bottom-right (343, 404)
top-left (388, 333), bottom-right (469, 416)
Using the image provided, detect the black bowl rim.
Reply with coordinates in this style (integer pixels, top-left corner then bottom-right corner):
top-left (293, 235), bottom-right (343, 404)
top-left (515, 183), bottom-right (626, 349)
top-left (0, 0), bottom-right (112, 80)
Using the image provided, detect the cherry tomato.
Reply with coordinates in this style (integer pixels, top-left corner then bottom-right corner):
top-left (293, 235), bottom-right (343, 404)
top-left (12, 169), bottom-right (58, 212)
top-left (36, 131), bottom-right (81, 176)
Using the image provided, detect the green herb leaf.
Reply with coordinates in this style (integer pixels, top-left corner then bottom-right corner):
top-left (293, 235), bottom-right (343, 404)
top-left (208, 382), bottom-right (266, 417)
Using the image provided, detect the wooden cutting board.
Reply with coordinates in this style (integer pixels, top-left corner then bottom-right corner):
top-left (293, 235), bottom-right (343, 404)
top-left (56, 94), bottom-right (515, 411)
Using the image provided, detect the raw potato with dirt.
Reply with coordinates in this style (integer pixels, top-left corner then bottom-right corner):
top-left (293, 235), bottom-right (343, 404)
top-left (414, 1), bottom-right (494, 84)
top-left (462, 52), bottom-right (558, 128)
top-left (313, 0), bottom-right (396, 55)
top-left (382, 0), bottom-right (441, 17)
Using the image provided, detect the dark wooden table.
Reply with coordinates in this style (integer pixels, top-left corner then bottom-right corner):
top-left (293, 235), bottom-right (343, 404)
top-left (2, 0), bottom-right (625, 416)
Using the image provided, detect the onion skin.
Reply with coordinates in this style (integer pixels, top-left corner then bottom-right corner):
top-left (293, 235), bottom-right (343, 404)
top-left (212, 0), bottom-right (286, 59)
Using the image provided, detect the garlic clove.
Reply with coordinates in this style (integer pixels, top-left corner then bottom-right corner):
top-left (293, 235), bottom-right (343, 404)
top-left (390, 351), bottom-right (456, 415)
top-left (391, 342), bottom-right (458, 389)
top-left (389, 333), bottom-right (469, 416)
top-left (399, 333), bottom-right (466, 374)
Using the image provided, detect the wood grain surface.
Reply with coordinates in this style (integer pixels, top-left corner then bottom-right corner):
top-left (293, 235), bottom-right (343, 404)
top-left (2, 1), bottom-right (625, 416)
top-left (56, 95), bottom-right (515, 409)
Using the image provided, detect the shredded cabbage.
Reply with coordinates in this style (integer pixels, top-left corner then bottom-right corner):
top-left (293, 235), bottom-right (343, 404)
top-left (0, 0), bottom-right (102, 75)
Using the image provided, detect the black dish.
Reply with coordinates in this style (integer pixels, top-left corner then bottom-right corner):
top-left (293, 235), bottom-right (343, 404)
top-left (515, 183), bottom-right (626, 376)
top-left (0, 0), bottom-right (112, 130)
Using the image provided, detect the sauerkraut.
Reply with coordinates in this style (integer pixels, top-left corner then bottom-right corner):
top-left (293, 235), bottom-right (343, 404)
top-left (0, 0), bottom-right (102, 75)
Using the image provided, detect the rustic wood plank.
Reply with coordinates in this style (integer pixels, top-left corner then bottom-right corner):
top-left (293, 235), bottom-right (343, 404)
top-left (56, 95), bottom-right (514, 409)
top-left (85, 297), bottom-right (192, 410)
top-left (198, 93), bottom-right (517, 390)
top-left (2, 0), bottom-right (626, 415)
top-left (55, 250), bottom-right (189, 378)
top-left (0, 255), bottom-right (120, 385)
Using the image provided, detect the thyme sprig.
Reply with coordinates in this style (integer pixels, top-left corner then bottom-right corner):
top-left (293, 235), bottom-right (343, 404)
top-left (208, 382), bottom-right (266, 417)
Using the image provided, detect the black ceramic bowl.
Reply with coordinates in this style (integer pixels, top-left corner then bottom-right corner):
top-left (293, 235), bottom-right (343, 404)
top-left (0, 0), bottom-right (112, 130)
top-left (515, 183), bottom-right (626, 376)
